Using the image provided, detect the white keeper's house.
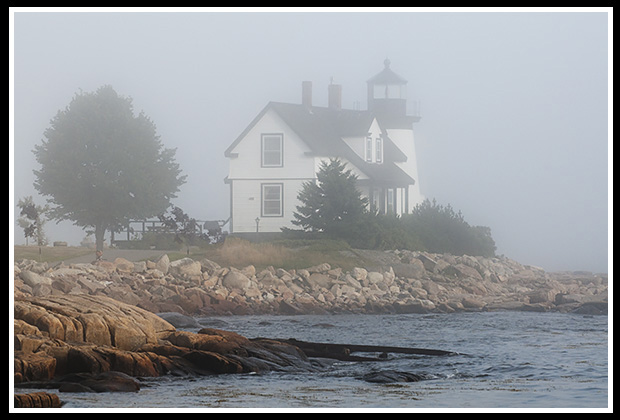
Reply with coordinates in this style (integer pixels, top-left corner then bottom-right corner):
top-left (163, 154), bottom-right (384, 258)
top-left (224, 60), bottom-right (425, 235)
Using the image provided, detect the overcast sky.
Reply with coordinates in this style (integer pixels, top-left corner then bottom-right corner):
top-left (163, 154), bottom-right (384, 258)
top-left (10, 8), bottom-right (611, 273)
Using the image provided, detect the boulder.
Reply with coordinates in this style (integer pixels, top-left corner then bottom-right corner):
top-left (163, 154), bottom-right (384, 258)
top-left (20, 271), bottom-right (52, 289)
top-left (351, 267), bottom-right (368, 281)
top-left (169, 258), bottom-right (202, 279)
top-left (57, 371), bottom-right (141, 393)
top-left (257, 270), bottom-right (284, 288)
top-left (344, 274), bottom-right (362, 290)
top-left (14, 351), bottom-right (57, 383)
top-left (114, 258), bottom-right (135, 273)
top-left (416, 253), bottom-right (438, 271)
top-left (166, 328), bottom-right (250, 355)
top-left (393, 260), bottom-right (425, 279)
top-left (570, 301), bottom-right (607, 315)
top-left (92, 260), bottom-right (116, 273)
top-left (155, 254), bottom-right (170, 275)
top-left (222, 269), bottom-right (252, 291)
top-left (366, 271), bottom-right (384, 284)
top-left (32, 283), bottom-right (53, 297)
top-left (199, 258), bottom-right (221, 275)
top-left (528, 289), bottom-right (556, 304)
top-left (421, 280), bottom-right (442, 296)
top-left (14, 392), bottom-right (62, 408)
top-left (461, 296), bottom-right (486, 310)
top-left (307, 273), bottom-right (332, 289)
top-left (14, 294), bottom-right (175, 350)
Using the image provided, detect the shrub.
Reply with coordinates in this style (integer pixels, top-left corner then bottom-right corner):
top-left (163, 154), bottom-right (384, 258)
top-left (403, 199), bottom-right (496, 257)
top-left (287, 158), bottom-right (496, 257)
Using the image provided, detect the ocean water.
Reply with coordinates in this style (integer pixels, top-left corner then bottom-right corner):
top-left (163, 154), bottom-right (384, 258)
top-left (37, 311), bottom-right (609, 411)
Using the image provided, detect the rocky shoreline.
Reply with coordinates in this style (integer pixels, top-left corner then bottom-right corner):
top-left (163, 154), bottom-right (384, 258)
top-left (13, 250), bottom-right (607, 408)
top-left (14, 249), bottom-right (608, 317)
top-left (14, 293), bottom-right (322, 406)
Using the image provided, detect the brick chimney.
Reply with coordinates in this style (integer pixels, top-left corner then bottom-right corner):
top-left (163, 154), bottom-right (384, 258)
top-left (302, 81), bottom-right (312, 107)
top-left (328, 83), bottom-right (342, 110)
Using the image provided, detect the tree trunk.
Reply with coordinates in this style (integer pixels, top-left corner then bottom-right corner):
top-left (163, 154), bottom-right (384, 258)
top-left (94, 223), bottom-right (105, 253)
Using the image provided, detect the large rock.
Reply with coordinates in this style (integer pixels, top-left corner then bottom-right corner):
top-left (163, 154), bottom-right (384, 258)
top-left (57, 371), bottom-right (141, 393)
top-left (155, 254), bottom-right (170, 274)
top-left (307, 273), bottom-right (332, 289)
top-left (222, 269), bottom-right (252, 290)
top-left (366, 272), bottom-right (384, 284)
top-left (461, 295), bottom-right (487, 310)
top-left (169, 258), bottom-right (202, 279)
top-left (13, 294), bottom-right (320, 389)
top-left (14, 294), bottom-right (175, 350)
top-left (114, 257), bottom-right (135, 273)
top-left (14, 392), bottom-right (62, 408)
top-left (416, 253), bottom-right (438, 271)
top-left (351, 267), bottom-right (368, 281)
top-left (393, 260), bottom-right (426, 279)
top-left (20, 271), bottom-right (52, 289)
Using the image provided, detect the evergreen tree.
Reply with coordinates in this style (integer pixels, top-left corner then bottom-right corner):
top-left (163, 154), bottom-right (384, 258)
top-left (291, 158), bottom-right (369, 238)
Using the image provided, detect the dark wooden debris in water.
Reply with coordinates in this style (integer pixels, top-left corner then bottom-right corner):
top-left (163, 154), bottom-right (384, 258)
top-left (273, 338), bottom-right (457, 362)
top-left (362, 370), bottom-right (426, 383)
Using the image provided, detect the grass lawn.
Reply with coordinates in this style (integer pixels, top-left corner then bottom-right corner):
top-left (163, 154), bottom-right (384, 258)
top-left (13, 238), bottom-right (371, 271)
top-left (204, 237), bottom-right (367, 271)
top-left (13, 245), bottom-right (94, 263)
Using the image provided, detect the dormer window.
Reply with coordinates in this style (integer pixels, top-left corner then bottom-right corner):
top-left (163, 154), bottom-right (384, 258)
top-left (261, 133), bottom-right (283, 167)
top-left (364, 134), bottom-right (384, 164)
top-left (376, 138), bottom-right (383, 163)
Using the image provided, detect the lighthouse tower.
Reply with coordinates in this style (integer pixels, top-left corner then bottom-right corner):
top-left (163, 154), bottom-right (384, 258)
top-left (367, 59), bottom-right (425, 211)
top-left (367, 58), bottom-right (409, 116)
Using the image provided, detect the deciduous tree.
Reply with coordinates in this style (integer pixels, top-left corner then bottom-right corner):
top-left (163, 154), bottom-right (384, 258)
top-left (33, 85), bottom-right (186, 251)
top-left (16, 196), bottom-right (49, 246)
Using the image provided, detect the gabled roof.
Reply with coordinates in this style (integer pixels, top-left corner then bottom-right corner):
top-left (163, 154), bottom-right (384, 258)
top-left (225, 101), bottom-right (415, 186)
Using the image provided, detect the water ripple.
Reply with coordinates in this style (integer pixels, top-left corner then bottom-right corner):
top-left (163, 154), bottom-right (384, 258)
top-left (54, 312), bottom-right (608, 409)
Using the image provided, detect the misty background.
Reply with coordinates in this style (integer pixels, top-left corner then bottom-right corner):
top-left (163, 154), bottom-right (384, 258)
top-left (10, 9), bottom-right (610, 273)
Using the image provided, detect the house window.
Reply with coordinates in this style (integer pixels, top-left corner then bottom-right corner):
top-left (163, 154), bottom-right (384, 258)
top-left (376, 138), bottom-right (383, 163)
top-left (262, 183), bottom-right (283, 217)
top-left (366, 137), bottom-right (373, 162)
top-left (371, 188), bottom-right (380, 212)
top-left (261, 134), bottom-right (283, 167)
top-left (387, 188), bottom-right (395, 214)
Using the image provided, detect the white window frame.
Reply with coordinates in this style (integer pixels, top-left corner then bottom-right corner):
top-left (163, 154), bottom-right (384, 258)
top-left (365, 136), bottom-right (373, 162)
top-left (387, 188), bottom-right (395, 214)
top-left (261, 183), bottom-right (283, 217)
top-left (261, 133), bottom-right (283, 167)
top-left (376, 137), bottom-right (383, 163)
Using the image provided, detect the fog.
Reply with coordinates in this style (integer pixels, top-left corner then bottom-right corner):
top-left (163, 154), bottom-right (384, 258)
top-left (10, 8), bottom-right (610, 273)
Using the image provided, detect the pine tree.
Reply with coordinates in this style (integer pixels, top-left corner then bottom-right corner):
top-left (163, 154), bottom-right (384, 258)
top-left (291, 158), bottom-right (368, 237)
